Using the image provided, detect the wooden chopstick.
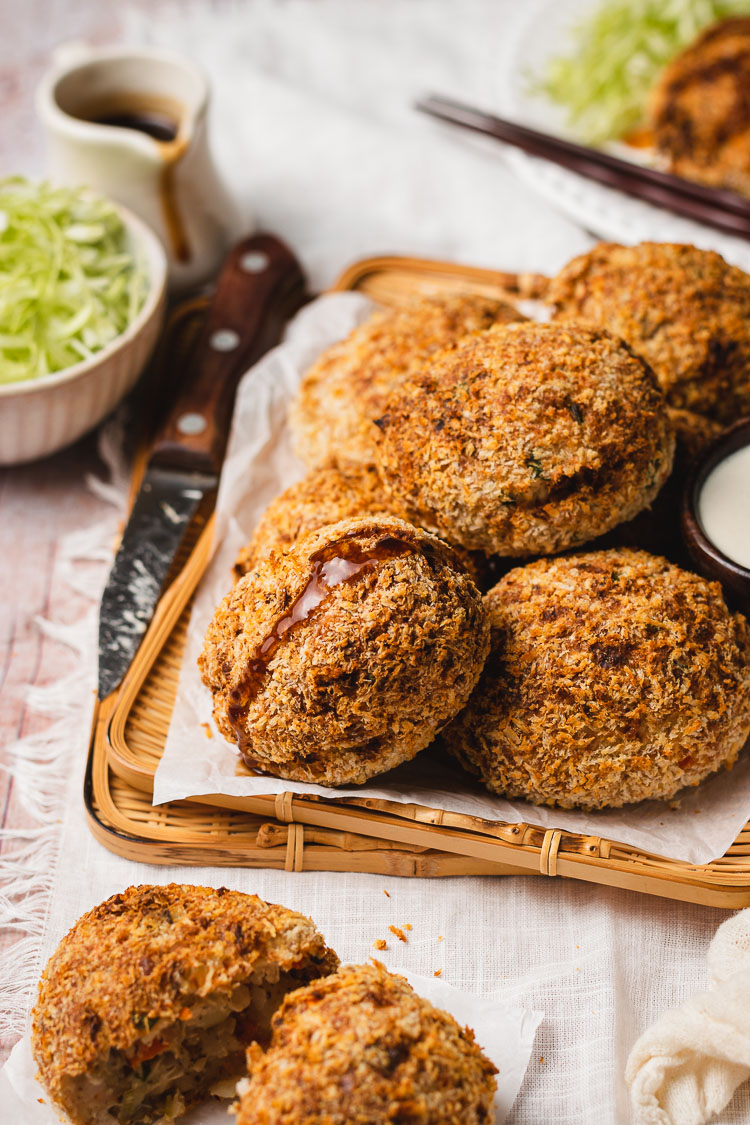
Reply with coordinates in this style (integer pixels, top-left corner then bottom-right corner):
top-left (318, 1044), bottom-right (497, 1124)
top-left (416, 95), bottom-right (750, 241)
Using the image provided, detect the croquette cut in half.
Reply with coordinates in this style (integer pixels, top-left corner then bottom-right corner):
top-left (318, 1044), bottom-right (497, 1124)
top-left (31, 884), bottom-right (339, 1125)
top-left (233, 462), bottom-right (487, 589)
top-left (235, 962), bottom-right (498, 1125)
top-left (373, 320), bottom-right (674, 557)
top-left (549, 241), bottom-right (750, 422)
top-left (444, 550), bottom-right (750, 810)
top-left (289, 292), bottom-right (525, 468)
top-left (201, 516), bottom-right (490, 786)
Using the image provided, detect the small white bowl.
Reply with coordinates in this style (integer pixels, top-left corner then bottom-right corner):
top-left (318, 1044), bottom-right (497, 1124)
top-left (0, 202), bottom-right (167, 466)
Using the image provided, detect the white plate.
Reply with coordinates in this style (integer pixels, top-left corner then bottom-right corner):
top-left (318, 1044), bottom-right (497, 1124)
top-left (499, 0), bottom-right (750, 271)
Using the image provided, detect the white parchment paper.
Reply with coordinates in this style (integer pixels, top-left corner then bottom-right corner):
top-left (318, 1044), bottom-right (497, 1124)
top-left (154, 292), bottom-right (750, 866)
top-left (0, 973), bottom-right (543, 1124)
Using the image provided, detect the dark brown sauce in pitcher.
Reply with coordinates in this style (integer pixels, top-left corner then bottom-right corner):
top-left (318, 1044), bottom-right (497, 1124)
top-left (93, 109), bottom-right (178, 142)
top-left (73, 92), bottom-right (182, 141)
top-left (72, 93), bottom-right (191, 262)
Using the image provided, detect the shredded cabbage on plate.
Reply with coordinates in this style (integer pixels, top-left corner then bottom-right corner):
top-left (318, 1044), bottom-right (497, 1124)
top-left (0, 177), bottom-right (148, 386)
top-left (532, 0), bottom-right (750, 145)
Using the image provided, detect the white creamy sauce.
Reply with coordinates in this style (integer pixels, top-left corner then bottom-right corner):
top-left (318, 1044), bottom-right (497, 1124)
top-left (698, 444), bottom-right (750, 569)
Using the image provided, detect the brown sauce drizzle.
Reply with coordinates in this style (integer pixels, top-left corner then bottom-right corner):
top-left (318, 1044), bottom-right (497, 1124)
top-left (226, 529), bottom-right (449, 763)
top-left (159, 141), bottom-right (191, 264)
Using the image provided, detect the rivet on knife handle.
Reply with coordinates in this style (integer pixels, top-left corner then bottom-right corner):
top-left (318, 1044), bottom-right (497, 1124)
top-left (150, 232), bottom-right (307, 477)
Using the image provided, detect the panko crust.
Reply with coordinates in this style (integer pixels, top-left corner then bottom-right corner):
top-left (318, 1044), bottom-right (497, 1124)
top-left (648, 18), bottom-right (750, 199)
top-left (373, 320), bottom-right (674, 556)
top-left (549, 241), bottom-right (750, 421)
top-left (444, 550), bottom-right (750, 809)
top-left (201, 517), bottom-right (490, 786)
top-left (235, 962), bottom-right (497, 1125)
top-left (32, 885), bottom-right (339, 1113)
top-left (289, 293), bottom-right (524, 468)
top-left (233, 463), bottom-right (487, 589)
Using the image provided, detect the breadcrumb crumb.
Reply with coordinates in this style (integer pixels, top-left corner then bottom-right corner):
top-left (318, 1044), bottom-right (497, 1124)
top-left (389, 925), bottom-right (407, 943)
top-left (373, 939), bottom-right (387, 951)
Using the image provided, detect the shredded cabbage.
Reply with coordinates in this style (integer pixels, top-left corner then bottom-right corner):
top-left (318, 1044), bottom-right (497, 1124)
top-left (532, 0), bottom-right (750, 144)
top-left (0, 177), bottom-right (148, 385)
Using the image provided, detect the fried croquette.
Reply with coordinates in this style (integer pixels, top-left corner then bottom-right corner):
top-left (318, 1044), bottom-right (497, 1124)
top-left (235, 962), bottom-right (498, 1125)
top-left (444, 550), bottom-right (750, 810)
top-left (201, 517), bottom-right (490, 786)
top-left (289, 293), bottom-right (524, 468)
top-left (549, 242), bottom-right (750, 422)
top-left (31, 884), bottom-right (339, 1125)
top-left (373, 320), bottom-right (674, 556)
top-left (649, 17), bottom-right (750, 199)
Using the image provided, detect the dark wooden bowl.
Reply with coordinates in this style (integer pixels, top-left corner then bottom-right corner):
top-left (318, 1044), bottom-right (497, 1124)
top-left (681, 417), bottom-right (750, 616)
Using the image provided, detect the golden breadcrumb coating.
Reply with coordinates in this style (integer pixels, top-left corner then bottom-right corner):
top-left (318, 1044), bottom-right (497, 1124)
top-left (289, 293), bottom-right (524, 468)
top-left (549, 242), bottom-right (750, 421)
top-left (649, 18), bottom-right (750, 199)
top-left (235, 962), bottom-right (497, 1125)
top-left (201, 517), bottom-right (490, 786)
top-left (32, 884), bottom-right (339, 1125)
top-left (233, 462), bottom-right (487, 589)
top-left (444, 550), bottom-right (750, 810)
top-left (373, 320), bottom-right (674, 556)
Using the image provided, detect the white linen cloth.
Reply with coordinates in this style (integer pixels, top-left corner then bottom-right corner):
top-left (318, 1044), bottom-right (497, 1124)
top-left (3, 2), bottom-right (750, 1124)
top-left (627, 910), bottom-right (750, 1124)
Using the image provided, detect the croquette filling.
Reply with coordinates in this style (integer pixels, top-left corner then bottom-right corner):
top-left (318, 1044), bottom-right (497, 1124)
top-left (62, 970), bottom-right (301, 1125)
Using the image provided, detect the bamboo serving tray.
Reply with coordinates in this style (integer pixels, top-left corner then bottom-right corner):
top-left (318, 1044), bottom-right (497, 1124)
top-left (88, 255), bottom-right (750, 906)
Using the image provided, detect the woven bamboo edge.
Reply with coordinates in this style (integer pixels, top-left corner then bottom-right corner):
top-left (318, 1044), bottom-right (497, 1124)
top-left (100, 504), bottom-right (750, 905)
top-left (330, 254), bottom-right (550, 303)
top-left (88, 692), bottom-right (527, 877)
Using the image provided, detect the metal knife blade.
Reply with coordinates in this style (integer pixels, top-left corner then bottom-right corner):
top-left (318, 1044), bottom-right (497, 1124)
top-left (97, 233), bottom-right (307, 700)
top-left (97, 467), bottom-right (214, 699)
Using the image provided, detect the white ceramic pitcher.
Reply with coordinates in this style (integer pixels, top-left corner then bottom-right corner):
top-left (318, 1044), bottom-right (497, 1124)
top-left (36, 44), bottom-right (246, 289)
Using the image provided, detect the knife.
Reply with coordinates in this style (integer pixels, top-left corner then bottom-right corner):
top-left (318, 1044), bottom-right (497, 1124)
top-left (97, 232), bottom-right (307, 700)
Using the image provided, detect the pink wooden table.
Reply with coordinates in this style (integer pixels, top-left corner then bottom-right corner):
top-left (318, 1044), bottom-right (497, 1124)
top-left (0, 0), bottom-right (175, 1066)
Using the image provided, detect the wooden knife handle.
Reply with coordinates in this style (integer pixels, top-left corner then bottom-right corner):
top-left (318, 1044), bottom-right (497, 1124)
top-left (149, 233), bottom-right (307, 476)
